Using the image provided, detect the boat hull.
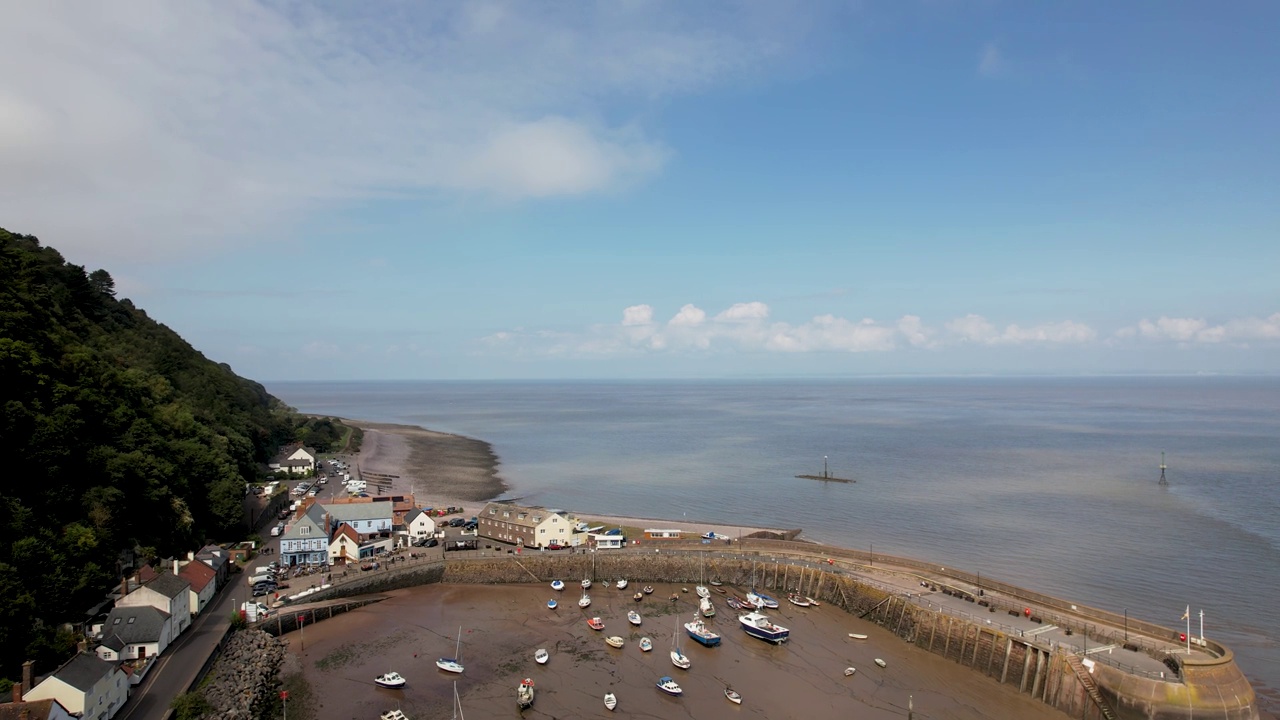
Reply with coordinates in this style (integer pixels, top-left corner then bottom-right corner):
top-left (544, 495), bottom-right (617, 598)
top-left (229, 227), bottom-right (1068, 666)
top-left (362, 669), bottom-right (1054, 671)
top-left (686, 629), bottom-right (721, 647)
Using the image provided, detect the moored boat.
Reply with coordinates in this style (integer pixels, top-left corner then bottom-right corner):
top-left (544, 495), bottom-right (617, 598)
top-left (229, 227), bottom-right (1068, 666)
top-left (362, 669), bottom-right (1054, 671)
top-left (374, 671), bottom-right (406, 689)
top-left (642, 585), bottom-right (654, 595)
top-left (848, 633), bottom-right (868, 640)
top-left (605, 635), bottom-right (624, 648)
top-left (603, 692), bottom-right (617, 711)
top-left (628, 610), bottom-right (642, 625)
top-left (739, 611), bottom-right (789, 643)
top-left (787, 592), bottom-right (811, 607)
top-left (581, 578), bottom-right (592, 589)
top-left (725, 687), bottom-right (742, 704)
top-left (700, 596), bottom-right (716, 618)
top-left (726, 596), bottom-right (745, 610)
top-left (550, 579), bottom-right (565, 591)
top-left (844, 667), bottom-right (856, 676)
top-left (633, 591), bottom-right (644, 602)
top-left (587, 617), bottom-right (605, 631)
top-left (710, 580), bottom-right (724, 586)
top-left (713, 586), bottom-right (727, 594)
top-left (547, 598), bottom-right (557, 610)
top-left (616, 578), bottom-right (628, 590)
top-left (578, 591), bottom-right (591, 608)
top-left (684, 615), bottom-right (721, 647)
top-left (381, 710), bottom-right (409, 720)
top-left (746, 590), bottom-right (778, 609)
top-left (639, 637), bottom-right (653, 652)
top-left (436, 626), bottom-right (465, 673)
top-left (517, 678), bottom-right (535, 709)
top-left (656, 676), bottom-right (683, 696)
top-left (534, 648), bottom-right (549, 665)
top-left (874, 658), bottom-right (887, 668)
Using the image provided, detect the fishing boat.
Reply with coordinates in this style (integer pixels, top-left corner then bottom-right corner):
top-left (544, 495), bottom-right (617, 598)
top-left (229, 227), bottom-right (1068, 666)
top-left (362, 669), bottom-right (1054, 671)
top-left (381, 710), bottom-right (409, 720)
top-left (605, 635), bottom-right (625, 648)
top-left (627, 610), bottom-right (642, 626)
top-left (546, 598), bottom-right (557, 610)
top-left (517, 678), bottom-right (535, 709)
top-left (436, 626), bottom-right (465, 673)
top-left (787, 592), bottom-right (811, 607)
top-left (874, 658), bottom-right (887, 668)
top-left (633, 591), bottom-right (644, 602)
top-left (616, 578), bottom-right (628, 590)
top-left (639, 637), bottom-right (653, 652)
top-left (700, 596), bottom-right (716, 618)
top-left (747, 590), bottom-right (778, 609)
top-left (578, 591), bottom-right (591, 608)
top-left (656, 676), bottom-right (683, 696)
top-left (684, 614), bottom-right (721, 647)
top-left (844, 667), bottom-right (857, 676)
top-left (642, 585), bottom-right (654, 595)
top-left (374, 671), bottom-right (406, 689)
top-left (534, 648), bottom-right (549, 665)
top-left (603, 692), bottom-right (617, 711)
top-left (739, 611), bottom-right (789, 644)
top-left (550, 579), bottom-right (565, 591)
top-left (587, 617), bottom-right (605, 631)
top-left (581, 578), bottom-right (592, 589)
top-left (725, 687), bottom-right (742, 704)
top-left (848, 633), bottom-right (868, 640)
top-left (670, 614), bottom-right (691, 668)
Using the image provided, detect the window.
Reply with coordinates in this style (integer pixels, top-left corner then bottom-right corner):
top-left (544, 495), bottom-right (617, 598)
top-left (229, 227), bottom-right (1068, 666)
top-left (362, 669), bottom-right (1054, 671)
top-left (300, 526), bottom-right (309, 535)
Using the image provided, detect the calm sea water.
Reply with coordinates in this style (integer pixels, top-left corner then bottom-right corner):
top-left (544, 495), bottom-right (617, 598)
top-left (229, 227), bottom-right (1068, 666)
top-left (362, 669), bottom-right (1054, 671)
top-left (268, 377), bottom-right (1280, 706)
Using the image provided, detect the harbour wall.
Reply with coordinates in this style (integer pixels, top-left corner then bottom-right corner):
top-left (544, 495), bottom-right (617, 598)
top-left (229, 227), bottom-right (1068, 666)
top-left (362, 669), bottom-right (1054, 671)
top-left (281, 546), bottom-right (1259, 720)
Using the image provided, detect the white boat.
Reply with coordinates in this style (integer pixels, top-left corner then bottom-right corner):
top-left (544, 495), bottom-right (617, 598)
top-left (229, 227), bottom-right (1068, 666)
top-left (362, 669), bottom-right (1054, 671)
top-left (725, 687), bottom-right (742, 704)
top-left (639, 637), bottom-right (653, 652)
top-left (381, 710), bottom-right (409, 720)
top-left (656, 676), bottom-right (683, 696)
top-left (517, 678), bottom-right (535, 709)
top-left (578, 591), bottom-right (591, 608)
top-left (605, 635), bottom-right (625, 648)
top-left (550, 579), bottom-right (565, 591)
top-left (627, 610), bottom-right (642, 626)
top-left (787, 592), bottom-right (811, 607)
top-left (746, 590), bottom-right (779, 609)
top-left (581, 578), bottom-right (592, 589)
top-left (374, 671), bottom-right (406, 689)
top-left (739, 611), bottom-right (789, 644)
top-left (534, 648), bottom-right (549, 665)
top-left (616, 579), bottom-right (628, 590)
top-left (436, 626), bottom-right (465, 674)
top-left (642, 585), bottom-right (654, 594)
top-left (700, 596), bottom-right (716, 618)
top-left (874, 658), bottom-right (887, 668)
top-left (603, 692), bottom-right (617, 711)
top-left (670, 614), bottom-right (691, 669)
top-left (844, 667), bottom-right (857, 676)
top-left (684, 614), bottom-right (721, 647)
top-left (547, 598), bottom-right (557, 610)
top-left (848, 633), bottom-right (868, 640)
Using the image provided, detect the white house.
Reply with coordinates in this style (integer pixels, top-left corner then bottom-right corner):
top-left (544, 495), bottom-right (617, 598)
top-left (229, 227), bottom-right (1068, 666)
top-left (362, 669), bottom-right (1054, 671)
top-left (401, 508), bottom-right (436, 543)
top-left (589, 533), bottom-right (625, 550)
top-left (327, 523), bottom-right (362, 564)
top-left (177, 559), bottom-right (217, 616)
top-left (323, 501), bottom-right (393, 537)
top-left (95, 606), bottom-right (173, 661)
top-left (269, 445), bottom-right (316, 474)
top-left (23, 653), bottom-right (128, 720)
top-left (116, 571), bottom-right (191, 636)
top-left (280, 504), bottom-right (329, 566)
top-left (478, 503), bottom-right (575, 549)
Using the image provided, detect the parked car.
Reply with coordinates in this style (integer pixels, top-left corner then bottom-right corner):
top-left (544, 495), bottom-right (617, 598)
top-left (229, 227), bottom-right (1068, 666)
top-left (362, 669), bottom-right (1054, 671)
top-left (547, 542), bottom-right (563, 550)
top-left (449, 518), bottom-right (466, 527)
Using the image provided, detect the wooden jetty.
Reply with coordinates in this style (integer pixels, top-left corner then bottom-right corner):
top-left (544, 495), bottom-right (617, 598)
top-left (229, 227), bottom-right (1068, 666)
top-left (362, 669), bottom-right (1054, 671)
top-left (795, 456), bottom-right (854, 483)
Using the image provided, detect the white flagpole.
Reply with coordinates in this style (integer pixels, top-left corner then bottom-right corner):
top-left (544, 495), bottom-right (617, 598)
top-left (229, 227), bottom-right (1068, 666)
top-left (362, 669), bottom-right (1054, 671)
top-left (1185, 606), bottom-right (1191, 654)
top-left (1199, 609), bottom-right (1204, 643)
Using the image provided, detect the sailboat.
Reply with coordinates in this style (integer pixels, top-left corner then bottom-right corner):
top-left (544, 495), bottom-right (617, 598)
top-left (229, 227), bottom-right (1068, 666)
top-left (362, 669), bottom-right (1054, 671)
top-left (578, 590), bottom-right (591, 608)
top-left (670, 613), bottom-right (691, 669)
top-left (451, 681), bottom-right (465, 720)
top-left (436, 626), bottom-right (464, 673)
top-left (696, 552), bottom-right (710, 599)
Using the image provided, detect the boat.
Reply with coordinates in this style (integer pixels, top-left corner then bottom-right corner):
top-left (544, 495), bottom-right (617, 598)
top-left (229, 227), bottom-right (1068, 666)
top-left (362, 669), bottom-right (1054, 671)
top-left (725, 687), bottom-right (742, 704)
top-left (534, 648), bottom-right (549, 665)
top-left (605, 635), bottom-right (624, 648)
top-left (639, 637), bottom-right (653, 652)
top-left (844, 667), bottom-right (857, 676)
top-left (874, 658), bottom-right (887, 668)
top-left (696, 586), bottom-right (710, 598)
top-left (547, 598), bottom-right (557, 610)
top-left (381, 710), bottom-right (409, 720)
top-left (747, 590), bottom-right (778, 609)
top-left (684, 614), bottom-right (721, 647)
top-left (713, 586), bottom-right (727, 594)
top-left (656, 676), bottom-right (683, 696)
top-left (550, 579), bottom-right (565, 591)
top-left (603, 692), bottom-right (617, 711)
top-left (628, 610), bottom-right (642, 626)
top-left (726, 596), bottom-right (745, 610)
top-left (848, 633), bottom-right (868, 640)
top-left (787, 592), bottom-right (811, 607)
top-left (642, 585), bottom-right (654, 595)
top-left (633, 591), bottom-right (644, 602)
top-left (374, 671), bottom-right (406, 689)
top-left (581, 578), bottom-right (592, 589)
top-left (739, 611), bottom-right (790, 644)
top-left (616, 579), bottom-right (628, 590)
top-left (700, 596), bottom-right (716, 618)
top-left (578, 591), bottom-right (591, 608)
top-left (587, 617), bottom-right (605, 631)
top-left (517, 678), bottom-right (535, 709)
top-left (696, 553), bottom-right (710, 598)
top-left (710, 580), bottom-right (724, 586)
top-left (670, 614), bottom-right (691, 669)
top-left (436, 626), bottom-right (465, 673)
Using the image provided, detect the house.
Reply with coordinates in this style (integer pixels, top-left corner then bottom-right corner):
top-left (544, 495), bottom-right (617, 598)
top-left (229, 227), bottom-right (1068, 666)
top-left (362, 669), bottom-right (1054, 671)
top-left (401, 508), bottom-right (436, 543)
top-left (0, 697), bottom-right (75, 720)
top-left (327, 523), bottom-right (362, 564)
top-left (22, 653), bottom-right (128, 720)
top-left (177, 559), bottom-right (217, 615)
top-left (478, 503), bottom-right (575, 549)
top-left (323, 501), bottom-right (393, 538)
top-left (116, 570), bottom-right (191, 636)
top-left (194, 544), bottom-right (230, 587)
top-left (280, 504), bottom-right (329, 566)
top-left (269, 444), bottom-right (316, 474)
top-left (95, 606), bottom-right (173, 661)
top-left (589, 533), bottom-right (625, 550)
top-left (644, 529), bottom-right (683, 540)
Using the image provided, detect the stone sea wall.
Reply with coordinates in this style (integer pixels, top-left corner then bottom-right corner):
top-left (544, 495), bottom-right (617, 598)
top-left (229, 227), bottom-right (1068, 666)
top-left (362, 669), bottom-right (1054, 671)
top-left (195, 629), bottom-right (288, 719)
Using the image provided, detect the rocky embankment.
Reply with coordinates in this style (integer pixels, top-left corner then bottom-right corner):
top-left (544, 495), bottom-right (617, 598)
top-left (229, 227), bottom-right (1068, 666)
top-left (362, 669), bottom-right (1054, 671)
top-left (195, 629), bottom-right (287, 719)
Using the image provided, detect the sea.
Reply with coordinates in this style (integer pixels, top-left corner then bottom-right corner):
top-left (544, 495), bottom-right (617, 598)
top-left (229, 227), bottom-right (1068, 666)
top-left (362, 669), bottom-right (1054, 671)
top-left (267, 377), bottom-right (1280, 709)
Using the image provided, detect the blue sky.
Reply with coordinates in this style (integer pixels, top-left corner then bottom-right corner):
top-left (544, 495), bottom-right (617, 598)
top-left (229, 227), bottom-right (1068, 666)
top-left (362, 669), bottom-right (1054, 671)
top-left (2, 2), bottom-right (1277, 379)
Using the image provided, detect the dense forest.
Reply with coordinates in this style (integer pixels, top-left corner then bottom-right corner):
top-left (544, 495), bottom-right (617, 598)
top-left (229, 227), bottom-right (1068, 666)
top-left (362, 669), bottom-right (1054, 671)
top-left (0, 228), bottom-right (299, 679)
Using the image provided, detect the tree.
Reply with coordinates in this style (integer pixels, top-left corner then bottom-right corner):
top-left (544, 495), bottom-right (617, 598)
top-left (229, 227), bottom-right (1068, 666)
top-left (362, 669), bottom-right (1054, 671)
top-left (88, 269), bottom-right (115, 297)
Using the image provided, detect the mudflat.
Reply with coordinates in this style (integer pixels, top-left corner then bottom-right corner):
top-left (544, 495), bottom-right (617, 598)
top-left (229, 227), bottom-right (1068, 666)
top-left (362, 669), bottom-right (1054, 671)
top-left (283, 582), bottom-right (1068, 720)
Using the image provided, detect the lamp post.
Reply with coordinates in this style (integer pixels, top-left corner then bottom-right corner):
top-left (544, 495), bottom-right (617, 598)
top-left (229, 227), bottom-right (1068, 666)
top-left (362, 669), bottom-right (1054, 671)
top-left (869, 543), bottom-right (873, 567)
top-left (1124, 608), bottom-right (1128, 644)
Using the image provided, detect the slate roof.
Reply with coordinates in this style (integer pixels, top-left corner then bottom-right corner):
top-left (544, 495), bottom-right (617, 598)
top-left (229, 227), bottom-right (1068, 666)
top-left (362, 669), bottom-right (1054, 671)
top-left (178, 559), bottom-right (216, 592)
top-left (99, 634), bottom-right (126, 652)
top-left (142, 572), bottom-right (191, 599)
top-left (196, 544), bottom-right (228, 569)
top-left (324, 501), bottom-right (393, 524)
top-left (102, 606), bottom-right (171, 645)
top-left (403, 508), bottom-right (423, 525)
top-left (45, 652), bottom-right (118, 692)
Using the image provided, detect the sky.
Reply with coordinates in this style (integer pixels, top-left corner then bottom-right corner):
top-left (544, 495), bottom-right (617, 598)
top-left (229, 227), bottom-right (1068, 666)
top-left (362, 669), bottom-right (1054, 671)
top-left (2, 1), bottom-right (1278, 380)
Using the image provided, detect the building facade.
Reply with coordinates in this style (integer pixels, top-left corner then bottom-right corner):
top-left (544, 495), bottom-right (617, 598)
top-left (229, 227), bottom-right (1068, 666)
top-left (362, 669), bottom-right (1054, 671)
top-left (478, 503), bottom-right (575, 548)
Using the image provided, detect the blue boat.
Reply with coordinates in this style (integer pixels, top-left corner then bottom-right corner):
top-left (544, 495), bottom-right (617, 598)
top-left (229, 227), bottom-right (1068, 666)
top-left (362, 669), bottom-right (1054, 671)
top-left (656, 676), bottom-right (683, 696)
top-left (547, 598), bottom-right (557, 610)
top-left (739, 611), bottom-right (789, 643)
top-left (684, 615), bottom-right (721, 647)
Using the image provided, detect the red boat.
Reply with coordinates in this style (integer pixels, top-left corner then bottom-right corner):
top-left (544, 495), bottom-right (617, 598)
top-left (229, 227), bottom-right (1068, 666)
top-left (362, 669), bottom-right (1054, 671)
top-left (587, 617), bottom-right (605, 631)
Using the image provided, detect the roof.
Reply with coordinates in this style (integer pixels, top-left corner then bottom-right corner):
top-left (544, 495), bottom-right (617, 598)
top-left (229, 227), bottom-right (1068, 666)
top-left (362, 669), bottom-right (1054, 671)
top-left (0, 698), bottom-right (71, 719)
top-left (281, 504), bottom-right (327, 541)
top-left (403, 508), bottom-right (424, 525)
top-left (103, 606), bottom-right (171, 645)
top-left (178, 559), bottom-right (217, 592)
top-left (99, 634), bottom-right (126, 652)
top-left (324, 501), bottom-right (393, 523)
top-left (482, 502), bottom-right (558, 529)
top-left (44, 652), bottom-right (119, 693)
top-left (142, 572), bottom-right (191, 599)
top-left (330, 523), bottom-right (360, 545)
top-left (136, 564), bottom-right (158, 583)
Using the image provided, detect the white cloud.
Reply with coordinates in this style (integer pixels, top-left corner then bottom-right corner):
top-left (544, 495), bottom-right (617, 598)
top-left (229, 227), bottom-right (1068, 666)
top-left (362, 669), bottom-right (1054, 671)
top-left (0, 2), bottom-right (812, 263)
top-left (668, 304), bottom-right (707, 327)
top-left (1120, 313), bottom-right (1280, 345)
top-left (715, 301), bottom-right (771, 322)
top-left (946, 315), bottom-right (1095, 346)
top-left (978, 43), bottom-right (1005, 77)
top-left (621, 304), bottom-right (655, 326)
top-left (765, 315), bottom-right (898, 353)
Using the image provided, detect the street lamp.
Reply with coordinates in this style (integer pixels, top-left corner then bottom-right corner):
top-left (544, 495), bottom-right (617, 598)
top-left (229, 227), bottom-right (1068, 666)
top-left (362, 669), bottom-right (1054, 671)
top-left (1124, 608), bottom-right (1128, 644)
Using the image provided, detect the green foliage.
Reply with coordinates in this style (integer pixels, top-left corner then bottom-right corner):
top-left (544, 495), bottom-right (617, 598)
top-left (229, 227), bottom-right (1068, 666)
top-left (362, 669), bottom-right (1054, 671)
top-left (170, 691), bottom-right (213, 719)
top-left (292, 416), bottom-right (353, 453)
top-left (0, 227), bottom-right (298, 679)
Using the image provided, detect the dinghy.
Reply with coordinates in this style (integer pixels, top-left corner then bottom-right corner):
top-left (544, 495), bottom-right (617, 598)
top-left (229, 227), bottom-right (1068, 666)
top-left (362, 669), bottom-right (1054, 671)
top-left (534, 648), bottom-right (548, 665)
top-left (725, 687), bottom-right (742, 704)
top-left (603, 692), bottom-right (617, 711)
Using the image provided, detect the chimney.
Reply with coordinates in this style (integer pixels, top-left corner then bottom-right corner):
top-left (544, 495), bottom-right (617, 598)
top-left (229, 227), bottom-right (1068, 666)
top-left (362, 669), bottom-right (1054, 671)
top-left (173, 558), bottom-right (180, 575)
top-left (11, 683), bottom-right (21, 702)
top-left (77, 639), bottom-right (88, 653)
top-left (22, 659), bottom-right (34, 695)
top-left (120, 577), bottom-right (128, 598)
top-left (188, 550), bottom-right (195, 561)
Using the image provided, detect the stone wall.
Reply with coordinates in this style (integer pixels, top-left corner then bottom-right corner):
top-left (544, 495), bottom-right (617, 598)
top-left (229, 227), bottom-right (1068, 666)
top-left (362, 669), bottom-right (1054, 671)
top-left (195, 629), bottom-right (287, 719)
